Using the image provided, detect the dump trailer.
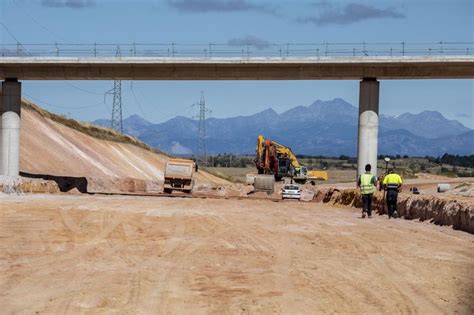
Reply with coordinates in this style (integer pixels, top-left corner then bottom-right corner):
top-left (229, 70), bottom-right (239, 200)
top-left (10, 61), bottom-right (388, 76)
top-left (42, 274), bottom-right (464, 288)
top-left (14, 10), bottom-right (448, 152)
top-left (163, 159), bottom-right (195, 194)
top-left (255, 135), bottom-right (328, 184)
top-left (253, 174), bottom-right (275, 194)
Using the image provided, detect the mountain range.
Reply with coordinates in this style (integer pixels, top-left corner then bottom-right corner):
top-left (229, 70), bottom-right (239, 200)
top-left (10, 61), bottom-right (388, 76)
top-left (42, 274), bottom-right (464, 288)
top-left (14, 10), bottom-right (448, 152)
top-left (93, 98), bottom-right (473, 156)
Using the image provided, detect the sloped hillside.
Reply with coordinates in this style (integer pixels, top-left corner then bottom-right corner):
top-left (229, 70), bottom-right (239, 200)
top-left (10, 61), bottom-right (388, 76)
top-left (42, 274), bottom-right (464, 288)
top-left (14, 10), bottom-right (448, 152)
top-left (19, 99), bottom-right (228, 191)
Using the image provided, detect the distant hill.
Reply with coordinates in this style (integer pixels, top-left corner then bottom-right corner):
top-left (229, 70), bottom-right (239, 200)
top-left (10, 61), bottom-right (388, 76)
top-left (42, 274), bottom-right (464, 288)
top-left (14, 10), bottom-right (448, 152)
top-left (93, 98), bottom-right (473, 156)
top-left (380, 110), bottom-right (469, 138)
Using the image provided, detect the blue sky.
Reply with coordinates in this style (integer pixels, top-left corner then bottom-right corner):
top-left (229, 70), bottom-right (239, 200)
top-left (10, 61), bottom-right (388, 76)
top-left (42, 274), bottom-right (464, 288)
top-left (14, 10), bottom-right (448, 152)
top-left (1, 0), bottom-right (473, 127)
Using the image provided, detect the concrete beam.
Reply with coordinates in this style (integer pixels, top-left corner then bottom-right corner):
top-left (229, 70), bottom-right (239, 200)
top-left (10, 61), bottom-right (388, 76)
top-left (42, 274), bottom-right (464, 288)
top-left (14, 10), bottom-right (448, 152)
top-left (0, 56), bottom-right (473, 80)
top-left (357, 78), bottom-right (379, 178)
top-left (0, 79), bottom-right (21, 177)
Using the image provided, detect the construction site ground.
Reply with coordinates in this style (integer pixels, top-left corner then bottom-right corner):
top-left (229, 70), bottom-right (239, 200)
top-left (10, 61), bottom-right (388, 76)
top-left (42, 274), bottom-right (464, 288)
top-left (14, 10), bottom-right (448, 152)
top-left (1, 193), bottom-right (473, 314)
top-left (1, 101), bottom-right (472, 313)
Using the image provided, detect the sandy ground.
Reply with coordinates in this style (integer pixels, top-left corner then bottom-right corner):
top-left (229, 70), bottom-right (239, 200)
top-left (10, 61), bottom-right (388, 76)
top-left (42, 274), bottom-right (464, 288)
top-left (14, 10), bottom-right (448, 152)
top-left (1, 194), bottom-right (473, 314)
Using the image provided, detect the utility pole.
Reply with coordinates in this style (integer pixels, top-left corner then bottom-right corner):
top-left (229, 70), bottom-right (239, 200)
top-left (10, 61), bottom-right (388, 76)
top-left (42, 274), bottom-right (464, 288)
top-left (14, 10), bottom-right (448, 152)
top-left (195, 92), bottom-right (210, 167)
top-left (110, 46), bottom-right (123, 133)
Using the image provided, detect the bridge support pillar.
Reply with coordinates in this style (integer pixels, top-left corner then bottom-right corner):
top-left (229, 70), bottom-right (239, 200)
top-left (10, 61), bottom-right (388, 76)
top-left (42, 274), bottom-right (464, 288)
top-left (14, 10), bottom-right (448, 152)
top-left (0, 79), bottom-right (21, 177)
top-left (357, 78), bottom-right (379, 178)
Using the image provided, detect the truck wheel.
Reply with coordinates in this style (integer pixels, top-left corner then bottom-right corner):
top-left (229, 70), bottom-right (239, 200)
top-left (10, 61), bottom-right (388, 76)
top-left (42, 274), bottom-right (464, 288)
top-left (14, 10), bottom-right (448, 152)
top-left (164, 188), bottom-right (172, 194)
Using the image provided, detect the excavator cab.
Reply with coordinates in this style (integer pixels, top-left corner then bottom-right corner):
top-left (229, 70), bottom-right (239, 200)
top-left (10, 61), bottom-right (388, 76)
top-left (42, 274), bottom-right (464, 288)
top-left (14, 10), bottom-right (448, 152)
top-left (299, 166), bottom-right (308, 176)
top-left (277, 158), bottom-right (291, 180)
top-left (255, 135), bottom-right (328, 183)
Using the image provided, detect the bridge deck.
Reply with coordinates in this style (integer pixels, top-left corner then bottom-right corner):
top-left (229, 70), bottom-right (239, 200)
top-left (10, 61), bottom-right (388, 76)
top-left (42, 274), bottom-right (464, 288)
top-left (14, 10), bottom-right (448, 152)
top-left (1, 56), bottom-right (473, 80)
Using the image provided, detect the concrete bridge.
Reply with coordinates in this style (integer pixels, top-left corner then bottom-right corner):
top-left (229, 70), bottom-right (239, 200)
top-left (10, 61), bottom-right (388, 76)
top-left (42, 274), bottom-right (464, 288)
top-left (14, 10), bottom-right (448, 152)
top-left (1, 56), bottom-right (474, 177)
top-left (1, 56), bottom-right (473, 80)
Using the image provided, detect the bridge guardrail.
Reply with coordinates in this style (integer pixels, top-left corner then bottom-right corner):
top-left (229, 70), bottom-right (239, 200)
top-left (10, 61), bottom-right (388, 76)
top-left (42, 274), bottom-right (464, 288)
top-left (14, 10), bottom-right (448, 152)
top-left (1, 42), bottom-right (473, 58)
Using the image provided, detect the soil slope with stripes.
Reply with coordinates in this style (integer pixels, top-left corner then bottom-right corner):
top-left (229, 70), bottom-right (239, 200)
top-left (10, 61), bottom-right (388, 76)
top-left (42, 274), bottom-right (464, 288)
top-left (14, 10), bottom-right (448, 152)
top-left (19, 100), bottom-right (228, 192)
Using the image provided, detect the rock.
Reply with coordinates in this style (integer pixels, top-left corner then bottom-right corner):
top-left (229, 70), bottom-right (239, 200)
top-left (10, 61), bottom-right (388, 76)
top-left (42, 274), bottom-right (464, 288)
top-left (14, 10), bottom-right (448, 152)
top-left (66, 187), bottom-right (82, 195)
top-left (300, 191), bottom-right (315, 202)
top-left (0, 175), bottom-right (60, 194)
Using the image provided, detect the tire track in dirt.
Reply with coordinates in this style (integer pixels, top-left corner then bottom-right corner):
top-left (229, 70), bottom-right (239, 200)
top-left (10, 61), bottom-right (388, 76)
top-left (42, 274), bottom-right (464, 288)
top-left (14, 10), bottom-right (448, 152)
top-left (155, 213), bottom-right (276, 314)
top-left (57, 208), bottom-right (147, 312)
top-left (157, 215), bottom-right (245, 314)
top-left (2, 195), bottom-right (473, 314)
top-left (306, 218), bottom-right (442, 314)
top-left (359, 234), bottom-right (458, 314)
top-left (274, 212), bottom-right (366, 312)
top-left (141, 214), bottom-right (199, 314)
top-left (206, 214), bottom-right (283, 313)
top-left (275, 209), bottom-right (415, 313)
top-left (316, 227), bottom-right (420, 313)
top-left (222, 207), bottom-right (319, 313)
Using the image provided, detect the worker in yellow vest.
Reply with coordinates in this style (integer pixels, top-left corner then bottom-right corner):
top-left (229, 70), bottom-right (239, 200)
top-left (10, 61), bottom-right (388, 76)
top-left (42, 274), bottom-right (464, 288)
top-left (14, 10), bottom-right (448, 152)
top-left (357, 164), bottom-right (377, 218)
top-left (383, 169), bottom-right (403, 218)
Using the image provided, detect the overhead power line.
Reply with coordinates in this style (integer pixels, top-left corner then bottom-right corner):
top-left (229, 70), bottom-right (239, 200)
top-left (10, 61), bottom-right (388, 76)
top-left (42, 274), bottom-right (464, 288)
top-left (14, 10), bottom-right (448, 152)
top-left (0, 22), bottom-right (21, 43)
top-left (0, 22), bottom-right (32, 56)
top-left (129, 82), bottom-right (150, 118)
top-left (12, 0), bottom-right (69, 43)
top-left (63, 81), bottom-right (104, 96)
top-left (24, 93), bottom-right (104, 110)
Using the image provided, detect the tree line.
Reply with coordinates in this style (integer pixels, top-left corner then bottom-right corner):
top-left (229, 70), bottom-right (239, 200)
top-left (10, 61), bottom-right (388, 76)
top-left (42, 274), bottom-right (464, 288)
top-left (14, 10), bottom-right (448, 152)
top-left (427, 154), bottom-right (474, 168)
top-left (202, 153), bottom-right (474, 168)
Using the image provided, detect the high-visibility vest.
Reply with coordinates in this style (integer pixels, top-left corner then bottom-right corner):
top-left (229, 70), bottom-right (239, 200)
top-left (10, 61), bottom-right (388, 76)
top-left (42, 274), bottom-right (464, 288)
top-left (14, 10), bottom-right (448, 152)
top-left (383, 173), bottom-right (402, 189)
top-left (360, 173), bottom-right (375, 194)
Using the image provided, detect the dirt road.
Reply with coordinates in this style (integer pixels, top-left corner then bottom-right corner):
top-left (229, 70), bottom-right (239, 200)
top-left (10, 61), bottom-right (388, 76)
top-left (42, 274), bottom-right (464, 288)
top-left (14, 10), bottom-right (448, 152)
top-left (1, 194), bottom-right (473, 314)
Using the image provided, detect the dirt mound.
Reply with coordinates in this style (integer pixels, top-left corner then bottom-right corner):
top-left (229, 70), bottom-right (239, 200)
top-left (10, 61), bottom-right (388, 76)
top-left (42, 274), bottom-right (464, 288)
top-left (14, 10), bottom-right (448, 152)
top-left (318, 188), bottom-right (474, 233)
top-left (451, 182), bottom-right (474, 197)
top-left (0, 175), bottom-right (60, 194)
top-left (15, 100), bottom-right (228, 193)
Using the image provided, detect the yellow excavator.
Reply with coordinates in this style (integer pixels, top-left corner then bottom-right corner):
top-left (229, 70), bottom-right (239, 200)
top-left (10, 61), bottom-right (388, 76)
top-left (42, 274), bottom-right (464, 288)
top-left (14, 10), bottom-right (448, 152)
top-left (255, 135), bottom-right (328, 184)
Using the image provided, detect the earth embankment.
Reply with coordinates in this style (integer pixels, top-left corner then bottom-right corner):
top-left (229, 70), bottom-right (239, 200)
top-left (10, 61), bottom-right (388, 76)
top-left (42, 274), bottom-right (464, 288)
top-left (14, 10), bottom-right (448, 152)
top-left (13, 100), bottom-right (228, 193)
top-left (317, 188), bottom-right (474, 233)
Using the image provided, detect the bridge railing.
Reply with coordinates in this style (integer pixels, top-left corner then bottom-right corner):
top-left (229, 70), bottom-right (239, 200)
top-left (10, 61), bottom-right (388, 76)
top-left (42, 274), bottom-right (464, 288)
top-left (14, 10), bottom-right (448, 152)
top-left (1, 42), bottom-right (473, 58)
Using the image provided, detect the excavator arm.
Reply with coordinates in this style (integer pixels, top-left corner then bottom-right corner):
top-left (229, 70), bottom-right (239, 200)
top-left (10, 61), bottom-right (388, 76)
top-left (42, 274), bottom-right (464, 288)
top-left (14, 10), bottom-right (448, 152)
top-left (255, 135), bottom-right (300, 178)
top-left (255, 135), bottom-right (278, 175)
top-left (255, 135), bottom-right (328, 182)
top-left (270, 140), bottom-right (301, 171)
top-left (255, 135), bottom-right (265, 168)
